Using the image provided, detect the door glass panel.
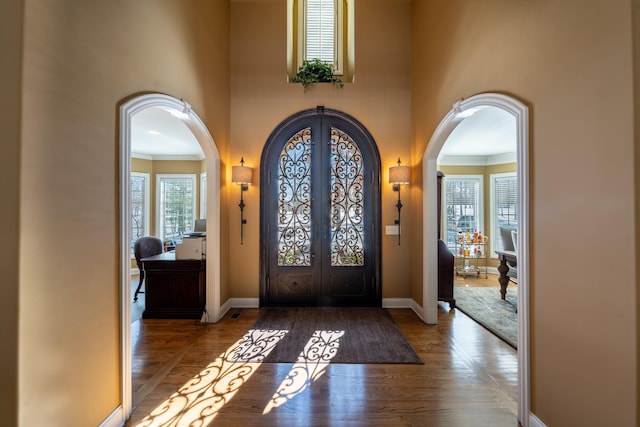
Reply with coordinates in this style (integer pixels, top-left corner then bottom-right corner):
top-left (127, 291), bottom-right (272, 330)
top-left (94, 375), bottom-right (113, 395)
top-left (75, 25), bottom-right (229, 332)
top-left (329, 127), bottom-right (364, 266)
top-left (278, 128), bottom-right (313, 266)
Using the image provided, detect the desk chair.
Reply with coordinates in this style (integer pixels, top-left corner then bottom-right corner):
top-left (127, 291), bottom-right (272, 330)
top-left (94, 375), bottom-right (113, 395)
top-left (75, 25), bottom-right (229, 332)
top-left (133, 236), bottom-right (163, 302)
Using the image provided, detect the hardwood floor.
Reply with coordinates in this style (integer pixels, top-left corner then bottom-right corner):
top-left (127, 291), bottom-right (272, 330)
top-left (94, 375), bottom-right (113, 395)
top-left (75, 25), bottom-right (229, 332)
top-left (125, 303), bottom-right (518, 426)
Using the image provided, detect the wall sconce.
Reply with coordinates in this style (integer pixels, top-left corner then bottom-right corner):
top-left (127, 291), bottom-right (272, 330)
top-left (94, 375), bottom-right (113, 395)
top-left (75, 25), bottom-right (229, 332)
top-left (231, 157), bottom-right (253, 245)
top-left (389, 158), bottom-right (410, 245)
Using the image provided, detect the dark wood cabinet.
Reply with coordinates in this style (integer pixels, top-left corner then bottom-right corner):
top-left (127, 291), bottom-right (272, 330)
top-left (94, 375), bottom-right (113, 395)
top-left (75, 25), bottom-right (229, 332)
top-left (141, 252), bottom-right (206, 319)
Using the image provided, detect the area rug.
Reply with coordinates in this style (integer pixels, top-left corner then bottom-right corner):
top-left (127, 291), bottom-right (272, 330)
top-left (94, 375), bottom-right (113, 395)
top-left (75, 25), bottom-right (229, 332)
top-left (244, 307), bottom-right (423, 364)
top-left (454, 286), bottom-right (518, 349)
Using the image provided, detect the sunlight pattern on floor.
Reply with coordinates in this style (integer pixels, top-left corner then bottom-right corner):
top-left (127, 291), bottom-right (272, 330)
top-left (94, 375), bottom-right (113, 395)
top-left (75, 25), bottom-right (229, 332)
top-left (135, 329), bottom-right (288, 427)
top-left (263, 330), bottom-right (344, 414)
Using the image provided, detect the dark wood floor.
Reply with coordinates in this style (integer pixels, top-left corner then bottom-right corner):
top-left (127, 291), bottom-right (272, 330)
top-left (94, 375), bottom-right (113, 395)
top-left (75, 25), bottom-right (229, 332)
top-left (125, 300), bottom-right (518, 426)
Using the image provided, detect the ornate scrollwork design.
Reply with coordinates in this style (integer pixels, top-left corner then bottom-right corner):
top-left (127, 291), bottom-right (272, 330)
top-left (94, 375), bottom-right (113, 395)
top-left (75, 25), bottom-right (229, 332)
top-left (277, 128), bottom-right (312, 266)
top-left (329, 127), bottom-right (364, 266)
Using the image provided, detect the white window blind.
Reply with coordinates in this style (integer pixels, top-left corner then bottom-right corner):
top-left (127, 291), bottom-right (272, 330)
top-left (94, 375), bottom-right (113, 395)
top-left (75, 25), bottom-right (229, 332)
top-left (443, 176), bottom-right (483, 249)
top-left (156, 174), bottom-right (196, 243)
top-left (305, 0), bottom-right (336, 65)
top-left (491, 173), bottom-right (518, 255)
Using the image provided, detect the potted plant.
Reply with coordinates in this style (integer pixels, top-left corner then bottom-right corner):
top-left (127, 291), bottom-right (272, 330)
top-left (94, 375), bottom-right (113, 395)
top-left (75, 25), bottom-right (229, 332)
top-left (290, 58), bottom-right (344, 88)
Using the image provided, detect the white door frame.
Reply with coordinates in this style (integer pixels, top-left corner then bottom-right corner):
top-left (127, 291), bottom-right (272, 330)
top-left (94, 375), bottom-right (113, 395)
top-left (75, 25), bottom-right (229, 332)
top-left (422, 92), bottom-right (530, 426)
top-left (118, 93), bottom-right (221, 419)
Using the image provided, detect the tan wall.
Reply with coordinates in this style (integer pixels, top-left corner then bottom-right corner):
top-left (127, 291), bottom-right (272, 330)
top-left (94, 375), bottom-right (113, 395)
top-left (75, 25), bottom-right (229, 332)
top-left (229, 0), bottom-right (412, 299)
top-left (413, 0), bottom-right (637, 425)
top-left (17, 1), bottom-right (230, 425)
top-left (0, 0), bottom-right (23, 424)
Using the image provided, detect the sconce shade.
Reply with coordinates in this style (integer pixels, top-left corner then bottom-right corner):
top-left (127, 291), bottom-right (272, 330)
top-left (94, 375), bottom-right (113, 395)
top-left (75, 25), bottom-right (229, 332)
top-left (232, 160), bottom-right (253, 185)
top-left (389, 159), bottom-right (410, 185)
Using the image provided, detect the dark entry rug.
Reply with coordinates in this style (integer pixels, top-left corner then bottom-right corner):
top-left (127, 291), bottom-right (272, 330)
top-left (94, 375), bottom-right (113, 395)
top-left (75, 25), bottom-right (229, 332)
top-left (454, 286), bottom-right (518, 349)
top-left (245, 307), bottom-right (423, 364)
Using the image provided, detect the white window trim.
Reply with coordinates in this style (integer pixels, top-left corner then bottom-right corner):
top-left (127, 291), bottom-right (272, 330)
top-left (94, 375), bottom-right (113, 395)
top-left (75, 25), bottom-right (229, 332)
top-left (489, 171), bottom-right (517, 258)
top-left (130, 172), bottom-right (150, 255)
top-left (155, 174), bottom-right (197, 239)
top-left (442, 174), bottom-right (484, 243)
top-left (200, 172), bottom-right (207, 219)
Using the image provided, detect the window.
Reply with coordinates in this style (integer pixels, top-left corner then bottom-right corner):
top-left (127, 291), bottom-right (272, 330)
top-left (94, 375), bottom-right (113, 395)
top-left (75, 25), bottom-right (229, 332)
top-left (156, 174), bottom-right (196, 243)
top-left (443, 175), bottom-right (483, 250)
top-left (288, 0), bottom-right (353, 79)
top-left (490, 172), bottom-right (518, 255)
top-left (130, 172), bottom-right (150, 253)
top-left (305, 0), bottom-right (337, 65)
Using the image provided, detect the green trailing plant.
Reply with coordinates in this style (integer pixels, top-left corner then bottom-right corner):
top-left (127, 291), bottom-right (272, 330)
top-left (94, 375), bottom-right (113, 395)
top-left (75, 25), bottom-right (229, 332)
top-left (291, 58), bottom-right (344, 88)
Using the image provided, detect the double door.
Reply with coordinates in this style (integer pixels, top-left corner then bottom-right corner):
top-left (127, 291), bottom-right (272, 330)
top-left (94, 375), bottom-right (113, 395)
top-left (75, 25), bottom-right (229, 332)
top-left (260, 107), bottom-right (381, 306)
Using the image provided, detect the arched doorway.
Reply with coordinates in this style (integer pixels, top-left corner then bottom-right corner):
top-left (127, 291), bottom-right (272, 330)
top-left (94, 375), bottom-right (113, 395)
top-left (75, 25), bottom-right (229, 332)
top-left (422, 93), bottom-right (530, 425)
top-left (118, 93), bottom-right (221, 418)
top-left (260, 106), bottom-right (381, 306)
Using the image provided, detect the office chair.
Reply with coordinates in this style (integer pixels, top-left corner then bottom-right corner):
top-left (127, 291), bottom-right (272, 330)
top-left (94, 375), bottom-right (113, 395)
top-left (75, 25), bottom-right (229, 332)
top-left (133, 236), bottom-right (163, 302)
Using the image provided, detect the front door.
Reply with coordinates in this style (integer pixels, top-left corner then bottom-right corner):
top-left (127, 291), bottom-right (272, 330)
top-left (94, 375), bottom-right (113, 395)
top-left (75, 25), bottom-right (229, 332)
top-left (260, 107), bottom-right (381, 306)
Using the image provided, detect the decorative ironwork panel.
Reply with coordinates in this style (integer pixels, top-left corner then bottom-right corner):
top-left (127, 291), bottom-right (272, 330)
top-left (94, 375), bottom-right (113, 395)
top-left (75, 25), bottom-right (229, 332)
top-left (278, 128), bottom-right (312, 266)
top-left (330, 127), bottom-right (364, 266)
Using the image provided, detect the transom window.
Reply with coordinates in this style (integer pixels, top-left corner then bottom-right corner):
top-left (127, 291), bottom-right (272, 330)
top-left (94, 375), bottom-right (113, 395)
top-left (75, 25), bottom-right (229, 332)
top-left (288, 0), bottom-right (353, 80)
top-left (305, 0), bottom-right (336, 65)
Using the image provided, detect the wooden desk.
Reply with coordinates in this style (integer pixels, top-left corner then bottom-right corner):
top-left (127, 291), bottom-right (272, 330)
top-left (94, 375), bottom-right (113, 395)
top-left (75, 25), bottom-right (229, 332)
top-left (495, 250), bottom-right (516, 300)
top-left (141, 251), bottom-right (206, 319)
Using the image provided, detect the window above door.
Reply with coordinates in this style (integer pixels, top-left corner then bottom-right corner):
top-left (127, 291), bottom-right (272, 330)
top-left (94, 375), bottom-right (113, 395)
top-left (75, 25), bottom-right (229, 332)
top-left (287, 0), bottom-right (354, 82)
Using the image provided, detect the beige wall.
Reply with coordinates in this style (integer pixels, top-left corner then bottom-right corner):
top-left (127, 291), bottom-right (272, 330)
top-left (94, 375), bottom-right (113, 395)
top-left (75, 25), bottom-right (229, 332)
top-left (413, 0), bottom-right (637, 425)
top-left (5, 0), bottom-right (639, 425)
top-left (17, 1), bottom-right (230, 425)
top-left (229, 0), bottom-right (413, 299)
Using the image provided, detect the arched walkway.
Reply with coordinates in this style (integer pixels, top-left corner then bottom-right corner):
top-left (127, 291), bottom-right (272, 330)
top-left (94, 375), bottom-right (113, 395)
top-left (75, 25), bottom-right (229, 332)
top-left (118, 93), bottom-right (221, 418)
top-left (422, 92), bottom-right (530, 425)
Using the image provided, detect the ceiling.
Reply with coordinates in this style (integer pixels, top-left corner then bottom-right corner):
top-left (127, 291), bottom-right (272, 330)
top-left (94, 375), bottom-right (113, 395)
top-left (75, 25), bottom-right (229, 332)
top-left (131, 106), bottom-right (516, 165)
top-left (438, 106), bottom-right (516, 165)
top-left (131, 107), bottom-right (204, 160)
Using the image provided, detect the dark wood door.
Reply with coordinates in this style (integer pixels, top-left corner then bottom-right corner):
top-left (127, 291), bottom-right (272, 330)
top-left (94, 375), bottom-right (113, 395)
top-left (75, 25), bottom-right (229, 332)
top-left (260, 107), bottom-right (381, 306)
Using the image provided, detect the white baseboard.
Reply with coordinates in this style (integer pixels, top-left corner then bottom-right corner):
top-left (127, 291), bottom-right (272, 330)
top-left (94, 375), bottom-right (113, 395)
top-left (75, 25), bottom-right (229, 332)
top-left (382, 298), bottom-right (413, 308)
top-left (529, 413), bottom-right (547, 427)
top-left (97, 406), bottom-right (123, 427)
top-left (382, 298), bottom-right (424, 321)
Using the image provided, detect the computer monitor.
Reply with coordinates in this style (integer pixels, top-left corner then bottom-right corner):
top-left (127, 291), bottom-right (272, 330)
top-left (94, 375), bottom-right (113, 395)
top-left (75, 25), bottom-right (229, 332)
top-left (194, 219), bottom-right (206, 233)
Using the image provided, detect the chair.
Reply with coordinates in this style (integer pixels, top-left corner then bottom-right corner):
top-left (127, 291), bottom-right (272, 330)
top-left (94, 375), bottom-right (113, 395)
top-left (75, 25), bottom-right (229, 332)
top-left (133, 236), bottom-right (163, 302)
top-left (499, 227), bottom-right (518, 281)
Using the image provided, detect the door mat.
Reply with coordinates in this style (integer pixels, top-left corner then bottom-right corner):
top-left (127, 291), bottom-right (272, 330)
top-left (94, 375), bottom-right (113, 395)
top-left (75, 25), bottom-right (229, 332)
top-left (236, 307), bottom-right (423, 364)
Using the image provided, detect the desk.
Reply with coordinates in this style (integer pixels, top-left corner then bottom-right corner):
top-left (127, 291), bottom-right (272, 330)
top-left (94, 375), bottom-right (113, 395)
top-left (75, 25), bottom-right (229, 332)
top-left (495, 250), bottom-right (516, 300)
top-left (141, 251), bottom-right (206, 319)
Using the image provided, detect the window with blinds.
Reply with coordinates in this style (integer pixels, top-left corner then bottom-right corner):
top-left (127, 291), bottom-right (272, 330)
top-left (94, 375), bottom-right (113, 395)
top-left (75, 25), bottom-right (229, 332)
top-left (130, 172), bottom-right (150, 253)
top-left (156, 174), bottom-right (196, 243)
top-left (443, 175), bottom-right (483, 249)
top-left (304, 0), bottom-right (336, 65)
top-left (289, 0), bottom-right (351, 79)
top-left (491, 172), bottom-right (518, 255)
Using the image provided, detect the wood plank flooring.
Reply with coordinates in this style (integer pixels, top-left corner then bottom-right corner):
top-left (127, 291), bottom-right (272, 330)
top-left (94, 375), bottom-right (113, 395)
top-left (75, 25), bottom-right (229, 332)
top-left (125, 301), bottom-right (519, 426)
